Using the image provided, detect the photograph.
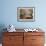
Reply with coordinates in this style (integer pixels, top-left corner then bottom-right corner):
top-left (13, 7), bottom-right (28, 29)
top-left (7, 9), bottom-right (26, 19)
top-left (0, 0), bottom-right (45, 46)
top-left (17, 7), bottom-right (35, 22)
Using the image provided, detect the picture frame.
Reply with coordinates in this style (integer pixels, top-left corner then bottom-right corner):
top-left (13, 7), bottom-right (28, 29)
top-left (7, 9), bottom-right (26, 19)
top-left (17, 7), bottom-right (35, 22)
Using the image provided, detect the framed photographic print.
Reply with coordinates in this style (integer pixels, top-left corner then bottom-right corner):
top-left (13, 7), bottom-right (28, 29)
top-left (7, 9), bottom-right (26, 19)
top-left (17, 7), bottom-right (35, 22)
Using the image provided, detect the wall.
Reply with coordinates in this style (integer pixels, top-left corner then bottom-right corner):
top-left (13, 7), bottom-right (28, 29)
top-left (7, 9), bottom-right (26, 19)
top-left (0, 0), bottom-right (46, 29)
